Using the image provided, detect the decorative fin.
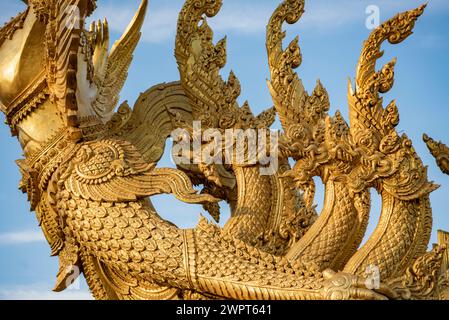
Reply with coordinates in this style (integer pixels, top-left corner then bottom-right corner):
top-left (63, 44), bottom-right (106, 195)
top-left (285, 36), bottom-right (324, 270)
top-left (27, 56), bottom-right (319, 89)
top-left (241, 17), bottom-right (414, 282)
top-left (92, 0), bottom-right (148, 122)
top-left (175, 0), bottom-right (273, 131)
top-left (348, 4), bottom-right (426, 136)
top-left (107, 82), bottom-right (193, 164)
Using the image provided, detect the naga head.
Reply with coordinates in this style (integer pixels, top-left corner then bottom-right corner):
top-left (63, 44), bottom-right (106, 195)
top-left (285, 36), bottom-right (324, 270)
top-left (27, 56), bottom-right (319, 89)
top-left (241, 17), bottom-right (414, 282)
top-left (0, 0), bottom-right (147, 158)
top-left (423, 134), bottom-right (449, 176)
top-left (266, 0), bottom-right (355, 196)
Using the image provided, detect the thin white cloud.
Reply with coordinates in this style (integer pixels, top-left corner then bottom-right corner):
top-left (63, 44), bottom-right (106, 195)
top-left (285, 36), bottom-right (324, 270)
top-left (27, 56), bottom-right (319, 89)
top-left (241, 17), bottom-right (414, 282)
top-left (0, 284), bottom-right (93, 300)
top-left (0, 230), bottom-right (45, 245)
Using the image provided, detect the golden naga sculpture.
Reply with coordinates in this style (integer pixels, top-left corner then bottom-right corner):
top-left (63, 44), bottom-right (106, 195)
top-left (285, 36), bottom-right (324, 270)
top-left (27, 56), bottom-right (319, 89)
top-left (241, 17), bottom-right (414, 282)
top-left (0, 0), bottom-right (447, 300)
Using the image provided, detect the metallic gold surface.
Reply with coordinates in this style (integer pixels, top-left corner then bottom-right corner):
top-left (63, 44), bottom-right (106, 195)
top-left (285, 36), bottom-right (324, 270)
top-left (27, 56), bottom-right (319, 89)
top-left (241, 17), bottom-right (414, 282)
top-left (424, 135), bottom-right (449, 176)
top-left (0, 0), bottom-right (447, 300)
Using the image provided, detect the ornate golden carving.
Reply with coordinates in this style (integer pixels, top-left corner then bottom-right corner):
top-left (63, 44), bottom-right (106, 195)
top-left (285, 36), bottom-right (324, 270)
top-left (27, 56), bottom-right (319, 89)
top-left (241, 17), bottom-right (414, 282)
top-left (437, 231), bottom-right (449, 300)
top-left (0, 0), bottom-right (447, 300)
top-left (0, 8), bottom-right (28, 48)
top-left (90, 0), bottom-right (147, 123)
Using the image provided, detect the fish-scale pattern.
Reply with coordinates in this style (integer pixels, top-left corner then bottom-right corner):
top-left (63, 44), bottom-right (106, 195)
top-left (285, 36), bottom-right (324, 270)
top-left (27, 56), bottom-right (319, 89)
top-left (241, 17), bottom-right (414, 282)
top-left (58, 186), bottom-right (326, 299)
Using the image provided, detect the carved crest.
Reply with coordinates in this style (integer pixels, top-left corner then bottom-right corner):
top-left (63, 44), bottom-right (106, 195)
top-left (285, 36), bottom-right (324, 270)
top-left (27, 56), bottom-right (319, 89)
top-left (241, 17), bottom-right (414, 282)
top-left (0, 0), bottom-right (447, 300)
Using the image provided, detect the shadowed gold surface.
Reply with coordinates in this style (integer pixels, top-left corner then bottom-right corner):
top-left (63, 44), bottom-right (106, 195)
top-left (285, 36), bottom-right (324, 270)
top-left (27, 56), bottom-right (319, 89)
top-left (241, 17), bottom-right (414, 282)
top-left (0, 0), bottom-right (447, 300)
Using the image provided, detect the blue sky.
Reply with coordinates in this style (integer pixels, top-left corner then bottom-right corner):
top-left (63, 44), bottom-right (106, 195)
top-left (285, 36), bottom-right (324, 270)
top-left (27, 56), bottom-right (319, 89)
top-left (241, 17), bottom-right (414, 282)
top-left (0, 0), bottom-right (448, 300)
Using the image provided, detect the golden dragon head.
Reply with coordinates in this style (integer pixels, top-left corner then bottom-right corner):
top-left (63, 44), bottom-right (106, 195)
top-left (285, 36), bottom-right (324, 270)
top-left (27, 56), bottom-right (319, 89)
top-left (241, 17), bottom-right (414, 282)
top-left (423, 134), bottom-right (449, 176)
top-left (266, 0), bottom-right (438, 202)
top-left (0, 0), bottom-right (147, 156)
top-left (266, 0), bottom-right (355, 205)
